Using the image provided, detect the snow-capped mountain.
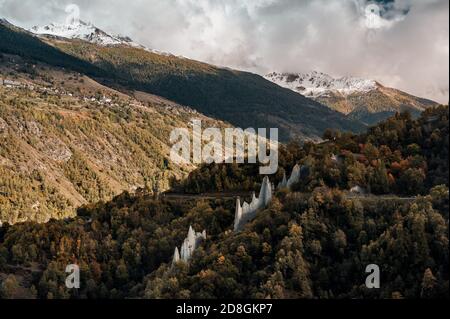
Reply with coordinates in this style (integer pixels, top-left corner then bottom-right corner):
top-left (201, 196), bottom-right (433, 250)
top-left (264, 71), bottom-right (379, 99)
top-left (29, 20), bottom-right (171, 56)
top-left (265, 71), bottom-right (438, 124)
top-left (30, 20), bottom-right (136, 46)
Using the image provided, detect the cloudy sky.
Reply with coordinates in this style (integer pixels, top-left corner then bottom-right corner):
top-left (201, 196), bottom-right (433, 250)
top-left (1, 0), bottom-right (448, 103)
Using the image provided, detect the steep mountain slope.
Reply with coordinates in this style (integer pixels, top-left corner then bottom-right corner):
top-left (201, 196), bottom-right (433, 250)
top-left (0, 53), bottom-right (227, 224)
top-left (0, 20), bottom-right (109, 79)
top-left (0, 20), bottom-right (365, 224)
top-left (265, 71), bottom-right (439, 125)
top-left (13, 20), bottom-right (365, 141)
top-left (0, 106), bottom-right (448, 299)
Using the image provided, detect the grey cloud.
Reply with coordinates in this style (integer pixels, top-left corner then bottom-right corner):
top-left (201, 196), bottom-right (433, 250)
top-left (0, 0), bottom-right (448, 103)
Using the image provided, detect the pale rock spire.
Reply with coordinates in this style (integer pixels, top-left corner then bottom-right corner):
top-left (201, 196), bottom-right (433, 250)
top-left (243, 202), bottom-right (250, 214)
top-left (232, 164), bottom-right (309, 232)
top-left (187, 225), bottom-right (196, 246)
top-left (234, 197), bottom-right (243, 231)
top-left (172, 225), bottom-right (207, 264)
top-left (258, 176), bottom-right (272, 207)
top-left (173, 247), bottom-right (180, 264)
top-left (278, 172), bottom-right (288, 189)
top-left (234, 176), bottom-right (273, 232)
top-left (286, 164), bottom-right (301, 189)
top-left (249, 192), bottom-right (258, 211)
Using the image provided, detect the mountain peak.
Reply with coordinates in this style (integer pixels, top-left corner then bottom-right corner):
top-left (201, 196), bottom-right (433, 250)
top-left (264, 71), bottom-right (379, 98)
top-left (28, 20), bottom-right (178, 57)
top-left (264, 70), bottom-right (437, 124)
top-left (29, 20), bottom-right (141, 47)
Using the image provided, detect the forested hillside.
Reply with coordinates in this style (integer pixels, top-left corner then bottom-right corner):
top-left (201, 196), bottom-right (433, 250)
top-left (183, 106), bottom-right (449, 198)
top-left (0, 22), bottom-right (107, 79)
top-left (0, 172), bottom-right (447, 299)
top-left (0, 53), bottom-right (230, 224)
top-left (0, 21), bottom-right (366, 142)
top-left (0, 107), bottom-right (448, 299)
top-left (52, 40), bottom-right (366, 141)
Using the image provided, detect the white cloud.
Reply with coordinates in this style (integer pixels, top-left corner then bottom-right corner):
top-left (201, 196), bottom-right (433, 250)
top-left (1, 0), bottom-right (448, 103)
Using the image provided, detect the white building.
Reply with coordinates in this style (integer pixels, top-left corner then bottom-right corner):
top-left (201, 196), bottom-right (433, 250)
top-left (3, 79), bottom-right (21, 87)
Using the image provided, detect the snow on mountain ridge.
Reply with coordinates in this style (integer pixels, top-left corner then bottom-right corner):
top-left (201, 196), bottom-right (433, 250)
top-left (29, 20), bottom-right (173, 56)
top-left (0, 18), bottom-right (16, 28)
top-left (30, 20), bottom-right (128, 46)
top-left (265, 71), bottom-right (379, 98)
